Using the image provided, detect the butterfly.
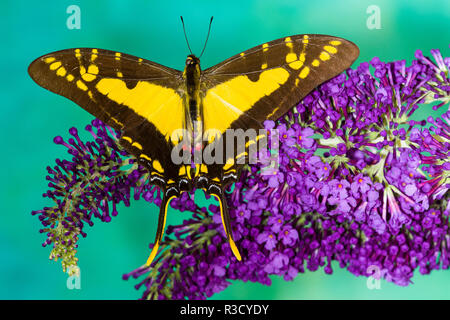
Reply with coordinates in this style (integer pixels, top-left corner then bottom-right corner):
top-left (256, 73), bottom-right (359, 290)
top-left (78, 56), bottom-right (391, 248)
top-left (28, 33), bottom-right (359, 267)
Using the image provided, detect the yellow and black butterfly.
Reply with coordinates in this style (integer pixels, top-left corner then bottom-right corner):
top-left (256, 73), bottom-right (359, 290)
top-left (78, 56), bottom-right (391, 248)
top-left (28, 27), bottom-right (359, 267)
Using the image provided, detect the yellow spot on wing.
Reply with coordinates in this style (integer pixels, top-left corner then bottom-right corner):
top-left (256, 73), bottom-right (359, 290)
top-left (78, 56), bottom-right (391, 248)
top-left (111, 118), bottom-right (123, 126)
top-left (49, 62), bottom-right (61, 70)
top-left (261, 63), bottom-right (267, 69)
top-left (66, 74), bottom-right (74, 81)
top-left (152, 160), bottom-right (164, 172)
top-left (88, 65), bottom-right (99, 74)
top-left (115, 52), bottom-right (121, 60)
top-left (203, 68), bottom-right (290, 133)
top-left (262, 43), bottom-right (269, 52)
top-left (82, 74), bottom-right (95, 82)
top-left (186, 165), bottom-right (192, 180)
top-left (286, 53), bottom-right (297, 63)
top-left (178, 166), bottom-right (187, 176)
top-left (288, 35), bottom-right (308, 71)
top-left (223, 158), bottom-right (234, 170)
top-left (95, 79), bottom-right (183, 140)
top-left (299, 52), bottom-right (306, 63)
top-left (240, 52), bottom-right (245, 57)
top-left (140, 154), bottom-right (151, 161)
top-left (56, 67), bottom-right (67, 77)
top-left (132, 142), bottom-right (143, 150)
top-left (91, 49), bottom-right (98, 61)
top-left (312, 59), bottom-right (320, 67)
top-left (324, 45), bottom-right (337, 54)
top-left (289, 60), bottom-right (304, 70)
top-left (44, 57), bottom-right (55, 64)
top-left (81, 64), bottom-right (99, 82)
top-left (320, 51), bottom-right (331, 61)
top-left (330, 40), bottom-right (341, 46)
top-left (117, 72), bottom-right (123, 78)
top-left (284, 37), bottom-right (293, 49)
top-left (122, 136), bottom-right (132, 143)
top-left (303, 34), bottom-right (309, 44)
top-left (223, 162), bottom-right (234, 171)
top-left (299, 66), bottom-right (310, 79)
top-left (76, 80), bottom-right (88, 91)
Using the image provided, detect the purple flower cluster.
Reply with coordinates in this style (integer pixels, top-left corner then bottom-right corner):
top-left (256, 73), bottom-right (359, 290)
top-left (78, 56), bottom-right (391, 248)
top-left (33, 46), bottom-right (450, 298)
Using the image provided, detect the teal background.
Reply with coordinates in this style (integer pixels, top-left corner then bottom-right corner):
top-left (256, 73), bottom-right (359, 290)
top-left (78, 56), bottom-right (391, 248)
top-left (1, 0), bottom-right (449, 299)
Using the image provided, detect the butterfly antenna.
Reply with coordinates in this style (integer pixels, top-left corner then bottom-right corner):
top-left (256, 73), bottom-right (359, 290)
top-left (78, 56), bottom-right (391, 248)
top-left (180, 16), bottom-right (193, 55)
top-left (199, 16), bottom-right (214, 58)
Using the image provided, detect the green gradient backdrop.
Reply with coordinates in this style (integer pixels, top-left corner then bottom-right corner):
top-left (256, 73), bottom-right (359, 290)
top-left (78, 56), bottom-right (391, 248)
top-left (1, 0), bottom-right (449, 299)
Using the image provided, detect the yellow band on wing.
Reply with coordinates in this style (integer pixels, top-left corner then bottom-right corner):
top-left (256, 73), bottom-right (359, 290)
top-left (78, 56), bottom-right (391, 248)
top-left (203, 68), bottom-right (289, 134)
top-left (96, 79), bottom-right (183, 140)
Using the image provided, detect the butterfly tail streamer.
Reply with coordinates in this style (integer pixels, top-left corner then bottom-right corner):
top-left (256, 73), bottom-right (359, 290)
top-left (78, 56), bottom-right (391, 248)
top-left (145, 193), bottom-right (175, 267)
top-left (213, 192), bottom-right (242, 261)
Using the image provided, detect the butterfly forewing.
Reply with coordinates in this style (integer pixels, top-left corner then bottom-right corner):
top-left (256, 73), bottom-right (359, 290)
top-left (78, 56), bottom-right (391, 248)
top-left (28, 48), bottom-right (186, 184)
top-left (202, 34), bottom-right (359, 123)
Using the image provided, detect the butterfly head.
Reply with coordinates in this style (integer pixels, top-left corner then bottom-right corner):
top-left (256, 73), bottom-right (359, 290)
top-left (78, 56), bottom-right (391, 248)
top-left (185, 54), bottom-right (200, 66)
top-left (185, 54), bottom-right (201, 77)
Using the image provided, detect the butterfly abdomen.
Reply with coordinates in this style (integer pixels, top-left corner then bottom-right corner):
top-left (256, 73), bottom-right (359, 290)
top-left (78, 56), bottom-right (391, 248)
top-left (183, 55), bottom-right (204, 158)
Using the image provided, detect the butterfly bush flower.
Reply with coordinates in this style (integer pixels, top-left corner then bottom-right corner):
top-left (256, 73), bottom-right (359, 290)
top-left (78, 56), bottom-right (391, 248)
top-left (32, 46), bottom-right (450, 298)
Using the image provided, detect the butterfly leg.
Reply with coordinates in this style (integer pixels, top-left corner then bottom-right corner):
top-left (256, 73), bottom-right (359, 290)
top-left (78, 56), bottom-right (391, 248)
top-left (210, 188), bottom-right (242, 261)
top-left (145, 188), bottom-right (178, 267)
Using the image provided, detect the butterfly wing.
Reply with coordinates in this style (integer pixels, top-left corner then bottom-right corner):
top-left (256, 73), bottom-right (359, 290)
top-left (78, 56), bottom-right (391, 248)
top-left (29, 48), bottom-right (187, 266)
top-left (28, 48), bottom-right (186, 182)
top-left (199, 35), bottom-right (359, 259)
top-left (201, 34), bottom-right (359, 178)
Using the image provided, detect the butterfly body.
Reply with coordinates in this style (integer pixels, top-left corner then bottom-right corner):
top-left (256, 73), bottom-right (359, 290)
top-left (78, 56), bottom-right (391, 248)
top-left (29, 34), bottom-right (359, 266)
